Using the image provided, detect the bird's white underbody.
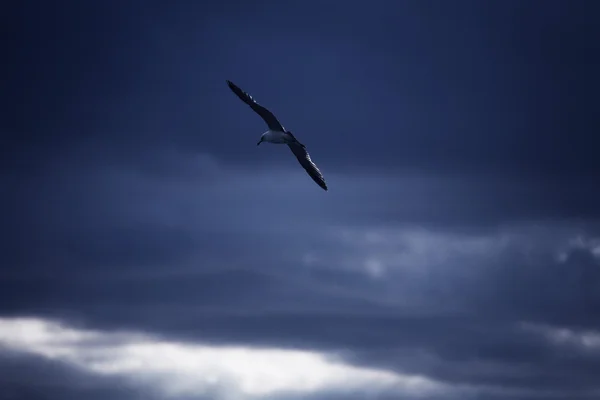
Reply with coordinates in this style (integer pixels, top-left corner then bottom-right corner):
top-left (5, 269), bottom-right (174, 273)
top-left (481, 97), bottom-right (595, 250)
top-left (261, 129), bottom-right (294, 144)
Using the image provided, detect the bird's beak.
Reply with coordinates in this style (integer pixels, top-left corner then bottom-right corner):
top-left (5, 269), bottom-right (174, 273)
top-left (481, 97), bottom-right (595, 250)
top-left (256, 140), bottom-right (262, 146)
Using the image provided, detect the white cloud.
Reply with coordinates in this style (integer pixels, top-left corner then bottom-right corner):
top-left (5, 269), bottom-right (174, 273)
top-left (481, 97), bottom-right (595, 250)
top-left (0, 317), bottom-right (442, 399)
top-left (304, 224), bottom-right (595, 282)
top-left (311, 226), bottom-right (529, 279)
top-left (521, 322), bottom-right (600, 352)
top-left (556, 235), bottom-right (600, 263)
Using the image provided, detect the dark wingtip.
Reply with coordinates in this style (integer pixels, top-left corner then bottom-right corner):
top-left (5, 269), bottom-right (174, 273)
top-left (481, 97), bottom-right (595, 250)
top-left (226, 80), bottom-right (245, 98)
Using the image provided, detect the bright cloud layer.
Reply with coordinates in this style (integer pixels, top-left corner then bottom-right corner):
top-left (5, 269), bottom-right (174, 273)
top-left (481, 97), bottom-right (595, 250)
top-left (0, 317), bottom-right (442, 399)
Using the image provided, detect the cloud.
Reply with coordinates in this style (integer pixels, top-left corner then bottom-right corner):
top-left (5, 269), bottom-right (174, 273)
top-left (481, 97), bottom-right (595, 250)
top-left (2, 216), bottom-right (600, 399)
top-left (523, 323), bottom-right (600, 352)
top-left (0, 317), bottom-right (442, 400)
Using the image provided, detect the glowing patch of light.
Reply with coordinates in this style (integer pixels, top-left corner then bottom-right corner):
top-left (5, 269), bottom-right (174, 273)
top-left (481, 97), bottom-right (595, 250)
top-left (364, 257), bottom-right (385, 278)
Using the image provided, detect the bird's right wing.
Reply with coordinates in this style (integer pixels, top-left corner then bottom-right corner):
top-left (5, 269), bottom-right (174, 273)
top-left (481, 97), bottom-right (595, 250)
top-left (288, 142), bottom-right (328, 191)
top-left (226, 80), bottom-right (285, 131)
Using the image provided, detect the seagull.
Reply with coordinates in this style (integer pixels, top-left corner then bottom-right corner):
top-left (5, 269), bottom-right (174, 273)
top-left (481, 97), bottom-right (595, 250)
top-left (226, 80), bottom-right (328, 191)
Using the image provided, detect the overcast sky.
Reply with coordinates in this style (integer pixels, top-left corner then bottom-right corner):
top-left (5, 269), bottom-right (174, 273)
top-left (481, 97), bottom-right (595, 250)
top-left (2, 1), bottom-right (600, 399)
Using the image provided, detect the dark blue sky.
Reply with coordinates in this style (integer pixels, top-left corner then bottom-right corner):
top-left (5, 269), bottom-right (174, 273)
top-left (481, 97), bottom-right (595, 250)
top-left (2, 1), bottom-right (600, 399)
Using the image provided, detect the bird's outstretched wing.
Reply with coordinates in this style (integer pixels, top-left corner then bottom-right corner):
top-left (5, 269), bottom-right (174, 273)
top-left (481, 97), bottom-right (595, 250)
top-left (288, 142), bottom-right (328, 191)
top-left (226, 80), bottom-right (285, 131)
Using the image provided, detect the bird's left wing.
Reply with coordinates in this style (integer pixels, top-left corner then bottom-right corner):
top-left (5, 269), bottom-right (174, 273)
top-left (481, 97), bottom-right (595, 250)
top-left (288, 142), bottom-right (328, 191)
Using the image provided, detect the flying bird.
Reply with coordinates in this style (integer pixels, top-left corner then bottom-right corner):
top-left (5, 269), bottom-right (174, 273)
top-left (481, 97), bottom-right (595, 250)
top-left (226, 80), bottom-right (328, 191)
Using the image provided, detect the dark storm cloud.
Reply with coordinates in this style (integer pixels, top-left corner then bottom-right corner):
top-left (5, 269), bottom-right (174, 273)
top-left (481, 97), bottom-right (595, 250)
top-left (3, 210), bottom-right (600, 397)
top-left (3, 1), bottom-right (600, 399)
